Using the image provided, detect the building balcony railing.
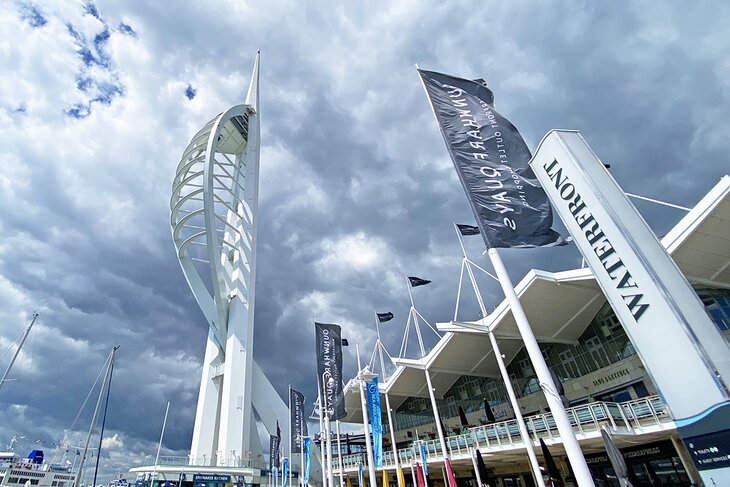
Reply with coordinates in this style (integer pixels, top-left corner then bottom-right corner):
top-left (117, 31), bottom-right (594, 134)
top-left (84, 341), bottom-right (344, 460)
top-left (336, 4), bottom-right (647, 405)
top-left (336, 395), bottom-right (672, 473)
top-left (132, 456), bottom-right (270, 471)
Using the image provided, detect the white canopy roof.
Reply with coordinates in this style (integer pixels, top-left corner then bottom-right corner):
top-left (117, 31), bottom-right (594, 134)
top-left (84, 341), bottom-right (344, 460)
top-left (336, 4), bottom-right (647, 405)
top-left (338, 175), bottom-right (730, 423)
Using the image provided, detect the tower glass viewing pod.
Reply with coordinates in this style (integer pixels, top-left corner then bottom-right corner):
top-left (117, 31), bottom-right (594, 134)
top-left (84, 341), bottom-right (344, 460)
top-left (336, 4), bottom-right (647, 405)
top-left (170, 53), bottom-right (289, 468)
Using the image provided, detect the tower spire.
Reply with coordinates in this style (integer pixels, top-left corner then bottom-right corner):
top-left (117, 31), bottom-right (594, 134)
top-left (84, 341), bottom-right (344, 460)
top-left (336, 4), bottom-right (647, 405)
top-left (245, 50), bottom-right (260, 111)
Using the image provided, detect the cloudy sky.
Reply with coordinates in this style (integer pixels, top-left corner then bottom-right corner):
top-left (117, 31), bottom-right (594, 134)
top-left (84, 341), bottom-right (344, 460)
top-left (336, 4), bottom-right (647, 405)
top-left (1, 0), bottom-right (729, 482)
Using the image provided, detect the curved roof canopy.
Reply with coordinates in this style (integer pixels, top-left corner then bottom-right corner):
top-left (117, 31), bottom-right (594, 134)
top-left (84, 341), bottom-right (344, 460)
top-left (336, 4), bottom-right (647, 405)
top-left (339, 175), bottom-right (730, 423)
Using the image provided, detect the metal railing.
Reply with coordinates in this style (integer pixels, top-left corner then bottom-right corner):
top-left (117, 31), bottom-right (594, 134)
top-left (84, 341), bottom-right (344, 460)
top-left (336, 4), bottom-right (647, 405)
top-left (337, 395), bottom-right (672, 472)
top-left (138, 456), bottom-right (269, 470)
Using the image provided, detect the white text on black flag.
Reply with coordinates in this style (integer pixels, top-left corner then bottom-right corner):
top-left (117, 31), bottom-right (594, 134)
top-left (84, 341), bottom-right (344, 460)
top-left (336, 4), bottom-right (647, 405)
top-left (418, 69), bottom-right (565, 248)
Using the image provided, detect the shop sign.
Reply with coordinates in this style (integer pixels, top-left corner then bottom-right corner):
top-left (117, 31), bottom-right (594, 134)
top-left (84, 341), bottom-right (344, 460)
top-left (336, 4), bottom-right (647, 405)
top-left (192, 475), bottom-right (231, 483)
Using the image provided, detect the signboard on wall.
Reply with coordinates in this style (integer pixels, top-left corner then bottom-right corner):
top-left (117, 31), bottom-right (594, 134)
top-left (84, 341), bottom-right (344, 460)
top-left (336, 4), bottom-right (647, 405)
top-left (529, 129), bottom-right (730, 485)
top-left (192, 475), bottom-right (232, 483)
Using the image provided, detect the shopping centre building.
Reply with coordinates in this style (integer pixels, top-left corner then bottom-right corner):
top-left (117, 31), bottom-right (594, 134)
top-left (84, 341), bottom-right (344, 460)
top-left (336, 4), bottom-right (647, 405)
top-left (334, 176), bottom-right (730, 487)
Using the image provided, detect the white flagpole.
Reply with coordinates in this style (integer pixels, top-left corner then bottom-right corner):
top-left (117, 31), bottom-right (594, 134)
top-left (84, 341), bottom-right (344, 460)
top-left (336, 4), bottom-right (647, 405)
top-left (383, 392), bottom-right (401, 487)
top-left (374, 313), bottom-right (403, 487)
top-left (300, 397), bottom-right (306, 487)
top-left (468, 448), bottom-right (483, 487)
top-left (300, 433), bottom-right (305, 487)
top-left (454, 225), bottom-right (545, 487)
top-left (335, 420), bottom-right (344, 487)
top-left (356, 345), bottom-right (377, 487)
top-left (322, 375), bottom-right (334, 487)
top-left (318, 383), bottom-right (327, 487)
top-left (406, 277), bottom-right (449, 463)
top-left (487, 247), bottom-right (594, 487)
top-left (289, 386), bottom-right (293, 487)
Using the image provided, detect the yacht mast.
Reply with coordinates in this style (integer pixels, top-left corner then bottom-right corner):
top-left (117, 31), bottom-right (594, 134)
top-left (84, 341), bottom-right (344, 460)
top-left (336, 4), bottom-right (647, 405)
top-left (0, 312), bottom-right (39, 395)
top-left (75, 349), bottom-right (115, 487)
top-left (91, 346), bottom-right (119, 487)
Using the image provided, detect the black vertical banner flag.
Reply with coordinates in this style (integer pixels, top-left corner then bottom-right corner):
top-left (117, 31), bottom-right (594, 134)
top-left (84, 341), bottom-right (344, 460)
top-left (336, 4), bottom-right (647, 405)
top-left (269, 431), bottom-right (280, 470)
top-left (418, 69), bottom-right (566, 249)
top-left (315, 322), bottom-right (347, 420)
top-left (290, 388), bottom-right (305, 453)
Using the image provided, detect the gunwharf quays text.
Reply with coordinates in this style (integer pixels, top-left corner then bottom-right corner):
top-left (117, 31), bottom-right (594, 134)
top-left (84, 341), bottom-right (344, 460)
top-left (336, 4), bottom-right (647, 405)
top-left (543, 159), bottom-right (650, 321)
top-left (444, 83), bottom-right (527, 231)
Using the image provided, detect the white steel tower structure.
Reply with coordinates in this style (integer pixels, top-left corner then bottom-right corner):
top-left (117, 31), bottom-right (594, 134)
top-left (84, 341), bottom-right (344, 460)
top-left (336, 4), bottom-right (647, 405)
top-left (170, 53), bottom-right (288, 467)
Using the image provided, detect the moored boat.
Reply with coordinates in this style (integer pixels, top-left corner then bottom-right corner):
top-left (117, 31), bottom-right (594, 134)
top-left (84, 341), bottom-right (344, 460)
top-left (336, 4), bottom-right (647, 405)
top-left (0, 450), bottom-right (77, 487)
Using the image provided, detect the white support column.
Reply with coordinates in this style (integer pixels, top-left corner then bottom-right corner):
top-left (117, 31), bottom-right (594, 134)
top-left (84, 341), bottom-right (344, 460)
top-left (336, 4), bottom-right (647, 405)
top-left (488, 248), bottom-right (594, 487)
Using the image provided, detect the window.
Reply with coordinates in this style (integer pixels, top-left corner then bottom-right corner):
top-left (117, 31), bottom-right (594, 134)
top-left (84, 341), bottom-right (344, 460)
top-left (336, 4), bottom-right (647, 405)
top-left (632, 381), bottom-right (649, 398)
top-left (558, 349), bottom-right (581, 379)
top-left (697, 288), bottom-right (730, 331)
top-left (517, 357), bottom-right (532, 377)
top-left (584, 336), bottom-right (611, 369)
top-left (486, 381), bottom-right (501, 404)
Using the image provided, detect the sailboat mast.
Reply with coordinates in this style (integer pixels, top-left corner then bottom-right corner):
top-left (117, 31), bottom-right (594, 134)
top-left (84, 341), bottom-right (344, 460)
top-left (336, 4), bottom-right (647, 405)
top-left (75, 349), bottom-right (115, 487)
top-left (0, 312), bottom-right (39, 395)
top-left (91, 346), bottom-right (119, 487)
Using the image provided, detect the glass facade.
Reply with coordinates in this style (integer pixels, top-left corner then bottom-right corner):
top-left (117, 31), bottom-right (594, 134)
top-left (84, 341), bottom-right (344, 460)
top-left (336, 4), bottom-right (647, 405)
top-left (392, 287), bottom-right (730, 429)
top-left (698, 287), bottom-right (730, 331)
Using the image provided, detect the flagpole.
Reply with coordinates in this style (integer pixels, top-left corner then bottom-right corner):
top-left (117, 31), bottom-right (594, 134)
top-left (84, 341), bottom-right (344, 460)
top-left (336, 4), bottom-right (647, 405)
top-left (487, 247), bottom-right (595, 487)
top-left (322, 374), bottom-right (335, 487)
top-left (300, 396), bottom-right (306, 487)
top-left (383, 392), bottom-right (402, 487)
top-left (356, 345), bottom-right (378, 487)
top-left (300, 433), bottom-right (305, 487)
top-left (406, 277), bottom-right (449, 464)
top-left (468, 448), bottom-right (483, 487)
top-left (454, 225), bottom-right (545, 487)
top-left (318, 383), bottom-right (327, 487)
top-left (289, 386), bottom-right (293, 487)
top-left (374, 313), bottom-right (387, 380)
top-left (335, 420), bottom-right (344, 487)
top-left (374, 313), bottom-right (403, 487)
